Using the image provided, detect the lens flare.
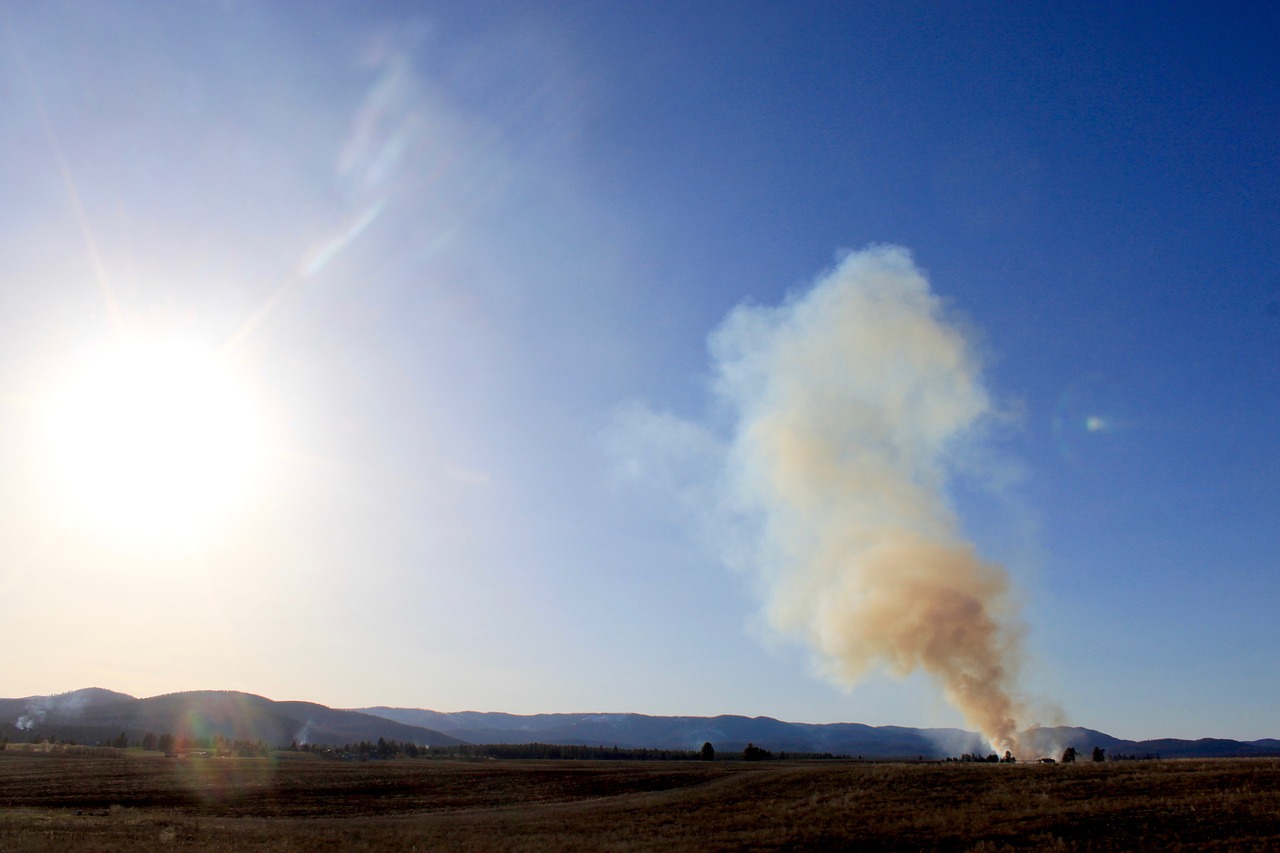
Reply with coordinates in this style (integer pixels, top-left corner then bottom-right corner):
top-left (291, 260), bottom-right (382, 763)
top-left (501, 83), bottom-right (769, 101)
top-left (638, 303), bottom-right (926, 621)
top-left (1053, 374), bottom-right (1128, 466)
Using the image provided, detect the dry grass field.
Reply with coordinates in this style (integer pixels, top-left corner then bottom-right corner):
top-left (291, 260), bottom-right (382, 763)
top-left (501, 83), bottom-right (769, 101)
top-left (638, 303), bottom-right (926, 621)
top-left (1, 751), bottom-right (1278, 851)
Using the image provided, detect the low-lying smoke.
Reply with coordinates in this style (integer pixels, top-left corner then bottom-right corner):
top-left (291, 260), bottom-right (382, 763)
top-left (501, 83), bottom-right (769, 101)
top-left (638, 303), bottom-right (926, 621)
top-left (618, 245), bottom-right (1028, 751)
top-left (14, 692), bottom-right (90, 732)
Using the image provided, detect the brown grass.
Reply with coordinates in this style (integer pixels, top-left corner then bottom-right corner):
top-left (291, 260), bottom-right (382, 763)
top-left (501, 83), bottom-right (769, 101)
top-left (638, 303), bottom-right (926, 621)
top-left (1, 752), bottom-right (1278, 851)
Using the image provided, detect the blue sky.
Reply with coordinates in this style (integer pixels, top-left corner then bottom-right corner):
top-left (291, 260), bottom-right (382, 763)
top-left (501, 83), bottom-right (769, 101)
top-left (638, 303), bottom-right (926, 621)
top-left (0, 1), bottom-right (1276, 742)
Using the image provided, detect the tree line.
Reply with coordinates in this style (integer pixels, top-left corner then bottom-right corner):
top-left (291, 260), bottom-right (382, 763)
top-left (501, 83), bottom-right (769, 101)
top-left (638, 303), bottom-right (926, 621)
top-left (2, 730), bottom-right (268, 756)
top-left (293, 740), bottom-right (707, 761)
top-left (948, 747), bottom-right (1108, 764)
top-left (6, 730), bottom-right (850, 762)
top-left (288, 739), bottom-right (847, 762)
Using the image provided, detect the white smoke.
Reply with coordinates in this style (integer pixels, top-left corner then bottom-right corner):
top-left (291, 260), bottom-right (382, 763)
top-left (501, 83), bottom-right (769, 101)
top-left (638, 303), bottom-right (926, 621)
top-left (14, 691), bottom-right (91, 732)
top-left (614, 245), bottom-right (1030, 752)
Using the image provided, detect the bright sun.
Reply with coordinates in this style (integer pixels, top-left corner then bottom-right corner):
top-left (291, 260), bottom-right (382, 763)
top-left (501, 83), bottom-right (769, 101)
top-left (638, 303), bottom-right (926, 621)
top-left (44, 338), bottom-right (262, 547)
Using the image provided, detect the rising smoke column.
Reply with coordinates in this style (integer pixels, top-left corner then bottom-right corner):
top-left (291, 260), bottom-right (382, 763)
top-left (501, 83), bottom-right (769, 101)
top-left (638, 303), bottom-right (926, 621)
top-left (710, 246), bottom-right (1025, 751)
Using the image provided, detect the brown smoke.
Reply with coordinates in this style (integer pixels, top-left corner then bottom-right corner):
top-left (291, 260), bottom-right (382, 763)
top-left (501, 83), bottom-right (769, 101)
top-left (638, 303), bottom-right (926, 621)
top-left (709, 245), bottom-right (1026, 752)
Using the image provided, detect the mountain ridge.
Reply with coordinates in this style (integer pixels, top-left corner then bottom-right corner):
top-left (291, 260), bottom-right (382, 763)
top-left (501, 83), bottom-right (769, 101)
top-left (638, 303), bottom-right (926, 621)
top-left (3, 689), bottom-right (1275, 760)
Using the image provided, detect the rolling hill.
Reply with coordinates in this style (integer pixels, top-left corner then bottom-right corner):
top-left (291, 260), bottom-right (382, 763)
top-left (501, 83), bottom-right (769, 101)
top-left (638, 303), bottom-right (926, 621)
top-left (0, 688), bottom-right (460, 749)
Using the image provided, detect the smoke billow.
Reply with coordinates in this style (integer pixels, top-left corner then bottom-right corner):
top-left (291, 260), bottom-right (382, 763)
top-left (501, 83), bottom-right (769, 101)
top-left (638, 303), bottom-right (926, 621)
top-left (621, 245), bottom-right (1028, 751)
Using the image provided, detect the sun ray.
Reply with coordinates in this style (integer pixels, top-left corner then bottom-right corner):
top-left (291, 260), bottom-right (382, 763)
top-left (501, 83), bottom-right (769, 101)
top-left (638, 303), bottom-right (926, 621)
top-left (4, 14), bottom-right (124, 339)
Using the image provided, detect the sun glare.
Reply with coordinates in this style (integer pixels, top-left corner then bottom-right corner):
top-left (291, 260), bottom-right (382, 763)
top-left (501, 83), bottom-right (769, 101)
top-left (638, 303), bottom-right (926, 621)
top-left (44, 339), bottom-right (262, 548)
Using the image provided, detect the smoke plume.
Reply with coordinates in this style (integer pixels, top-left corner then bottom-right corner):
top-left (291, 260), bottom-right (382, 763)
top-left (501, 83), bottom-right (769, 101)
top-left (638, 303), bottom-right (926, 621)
top-left (647, 245), bottom-right (1027, 751)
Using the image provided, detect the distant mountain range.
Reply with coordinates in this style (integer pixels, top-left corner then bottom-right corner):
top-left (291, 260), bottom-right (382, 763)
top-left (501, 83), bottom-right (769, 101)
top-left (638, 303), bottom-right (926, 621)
top-left (358, 706), bottom-right (1280, 760)
top-left (3, 688), bottom-right (1277, 760)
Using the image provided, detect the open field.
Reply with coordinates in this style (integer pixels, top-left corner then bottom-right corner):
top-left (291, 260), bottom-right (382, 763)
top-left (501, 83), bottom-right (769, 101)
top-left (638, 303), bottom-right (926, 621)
top-left (1, 752), bottom-right (1278, 851)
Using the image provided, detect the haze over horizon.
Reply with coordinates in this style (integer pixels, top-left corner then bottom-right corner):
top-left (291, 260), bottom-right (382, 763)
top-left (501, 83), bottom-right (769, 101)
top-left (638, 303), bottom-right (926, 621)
top-left (1, 2), bottom-right (1277, 744)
